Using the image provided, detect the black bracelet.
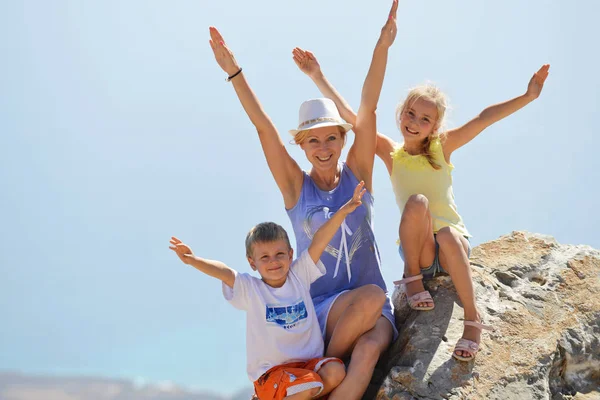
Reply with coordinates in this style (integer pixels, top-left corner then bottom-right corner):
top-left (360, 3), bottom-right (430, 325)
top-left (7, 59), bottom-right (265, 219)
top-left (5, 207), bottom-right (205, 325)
top-left (226, 68), bottom-right (243, 82)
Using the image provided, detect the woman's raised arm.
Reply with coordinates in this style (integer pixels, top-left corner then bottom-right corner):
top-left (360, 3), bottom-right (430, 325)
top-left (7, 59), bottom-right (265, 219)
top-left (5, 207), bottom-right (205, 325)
top-left (209, 27), bottom-right (303, 208)
top-left (349, 0), bottom-right (398, 191)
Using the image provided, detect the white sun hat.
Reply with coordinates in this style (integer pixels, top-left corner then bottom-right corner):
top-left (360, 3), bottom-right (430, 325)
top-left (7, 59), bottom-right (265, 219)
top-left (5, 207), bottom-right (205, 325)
top-left (289, 98), bottom-right (353, 136)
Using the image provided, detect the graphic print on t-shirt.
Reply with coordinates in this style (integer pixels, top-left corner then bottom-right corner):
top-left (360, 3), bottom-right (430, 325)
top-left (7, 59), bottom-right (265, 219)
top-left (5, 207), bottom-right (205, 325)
top-left (265, 299), bottom-right (308, 330)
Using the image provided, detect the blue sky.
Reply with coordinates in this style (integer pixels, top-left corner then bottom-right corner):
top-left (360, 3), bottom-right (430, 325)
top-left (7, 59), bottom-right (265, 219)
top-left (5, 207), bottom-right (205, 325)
top-left (1, 0), bottom-right (598, 396)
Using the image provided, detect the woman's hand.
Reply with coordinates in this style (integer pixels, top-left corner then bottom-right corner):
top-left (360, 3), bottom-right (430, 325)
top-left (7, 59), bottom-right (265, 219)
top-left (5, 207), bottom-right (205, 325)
top-left (378, 0), bottom-right (398, 48)
top-left (209, 26), bottom-right (241, 76)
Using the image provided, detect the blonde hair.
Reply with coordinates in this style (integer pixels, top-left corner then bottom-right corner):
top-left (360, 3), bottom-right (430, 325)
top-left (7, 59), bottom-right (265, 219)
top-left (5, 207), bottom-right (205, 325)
top-left (293, 126), bottom-right (347, 146)
top-left (395, 84), bottom-right (449, 170)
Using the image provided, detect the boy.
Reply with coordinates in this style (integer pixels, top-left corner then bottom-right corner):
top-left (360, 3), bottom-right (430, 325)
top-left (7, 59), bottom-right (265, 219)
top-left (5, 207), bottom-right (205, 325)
top-left (169, 182), bottom-right (367, 400)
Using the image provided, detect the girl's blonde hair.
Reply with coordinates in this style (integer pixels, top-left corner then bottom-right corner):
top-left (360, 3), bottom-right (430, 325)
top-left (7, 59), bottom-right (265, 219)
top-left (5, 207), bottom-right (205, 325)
top-left (293, 126), bottom-right (347, 146)
top-left (395, 84), bottom-right (449, 170)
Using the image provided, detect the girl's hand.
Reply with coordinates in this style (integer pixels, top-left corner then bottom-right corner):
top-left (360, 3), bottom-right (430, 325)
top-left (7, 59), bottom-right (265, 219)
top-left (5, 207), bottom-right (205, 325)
top-left (340, 181), bottom-right (366, 215)
top-left (292, 48), bottom-right (322, 79)
top-left (378, 0), bottom-right (398, 48)
top-left (169, 236), bottom-right (195, 265)
top-left (209, 27), bottom-right (241, 76)
top-left (526, 64), bottom-right (550, 100)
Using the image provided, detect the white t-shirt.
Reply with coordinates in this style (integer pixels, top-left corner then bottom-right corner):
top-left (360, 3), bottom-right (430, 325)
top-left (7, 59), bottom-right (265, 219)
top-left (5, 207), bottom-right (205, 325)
top-left (222, 250), bottom-right (326, 382)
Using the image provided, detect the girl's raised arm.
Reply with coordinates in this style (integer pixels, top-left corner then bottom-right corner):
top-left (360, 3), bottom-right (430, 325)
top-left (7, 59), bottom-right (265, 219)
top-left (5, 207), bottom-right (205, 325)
top-left (209, 27), bottom-right (303, 208)
top-left (292, 48), bottom-right (356, 127)
top-left (349, 0), bottom-right (398, 190)
top-left (443, 64), bottom-right (550, 157)
top-left (292, 48), bottom-right (397, 175)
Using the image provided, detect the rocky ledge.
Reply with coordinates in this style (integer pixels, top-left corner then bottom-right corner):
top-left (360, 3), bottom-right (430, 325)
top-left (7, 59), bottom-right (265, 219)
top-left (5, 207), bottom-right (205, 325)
top-left (371, 231), bottom-right (600, 400)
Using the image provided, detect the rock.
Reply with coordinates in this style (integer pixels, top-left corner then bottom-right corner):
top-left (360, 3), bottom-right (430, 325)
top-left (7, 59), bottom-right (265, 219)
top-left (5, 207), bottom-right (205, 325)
top-left (372, 231), bottom-right (600, 400)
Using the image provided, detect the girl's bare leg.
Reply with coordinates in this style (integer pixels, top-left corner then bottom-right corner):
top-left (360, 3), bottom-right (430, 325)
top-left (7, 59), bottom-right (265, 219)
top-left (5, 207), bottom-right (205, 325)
top-left (436, 226), bottom-right (479, 358)
top-left (399, 194), bottom-right (436, 308)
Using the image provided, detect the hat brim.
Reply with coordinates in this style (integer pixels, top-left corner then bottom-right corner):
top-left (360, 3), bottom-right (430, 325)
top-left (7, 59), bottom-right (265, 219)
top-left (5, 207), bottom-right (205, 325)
top-left (289, 121), bottom-right (353, 136)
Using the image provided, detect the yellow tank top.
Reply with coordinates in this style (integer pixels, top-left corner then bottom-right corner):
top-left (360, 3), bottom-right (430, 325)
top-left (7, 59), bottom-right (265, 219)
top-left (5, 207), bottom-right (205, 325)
top-left (390, 136), bottom-right (470, 239)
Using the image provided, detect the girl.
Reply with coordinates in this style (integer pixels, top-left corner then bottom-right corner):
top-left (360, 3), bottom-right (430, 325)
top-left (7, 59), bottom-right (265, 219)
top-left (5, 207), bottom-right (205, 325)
top-left (292, 47), bottom-right (549, 361)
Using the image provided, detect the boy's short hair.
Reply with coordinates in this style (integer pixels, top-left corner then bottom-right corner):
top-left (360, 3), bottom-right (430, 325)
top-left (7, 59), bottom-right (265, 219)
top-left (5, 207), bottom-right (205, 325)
top-left (245, 222), bottom-right (292, 257)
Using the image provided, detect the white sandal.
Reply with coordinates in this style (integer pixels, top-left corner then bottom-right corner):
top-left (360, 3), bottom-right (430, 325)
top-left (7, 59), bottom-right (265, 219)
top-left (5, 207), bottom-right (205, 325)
top-left (452, 320), bottom-right (494, 362)
top-left (393, 274), bottom-right (435, 311)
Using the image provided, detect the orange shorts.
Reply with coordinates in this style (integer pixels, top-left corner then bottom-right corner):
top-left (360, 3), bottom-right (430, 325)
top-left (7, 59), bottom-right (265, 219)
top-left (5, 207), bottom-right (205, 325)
top-left (253, 357), bottom-right (343, 400)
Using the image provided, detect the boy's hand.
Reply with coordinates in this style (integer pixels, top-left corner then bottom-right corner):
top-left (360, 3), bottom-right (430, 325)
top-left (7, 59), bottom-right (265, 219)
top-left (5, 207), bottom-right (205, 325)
top-left (340, 181), bottom-right (366, 215)
top-left (306, 181), bottom-right (366, 265)
top-left (378, 0), bottom-right (398, 48)
top-left (209, 27), bottom-right (241, 76)
top-left (526, 64), bottom-right (550, 100)
top-left (292, 48), bottom-right (322, 79)
top-left (169, 236), bottom-right (195, 265)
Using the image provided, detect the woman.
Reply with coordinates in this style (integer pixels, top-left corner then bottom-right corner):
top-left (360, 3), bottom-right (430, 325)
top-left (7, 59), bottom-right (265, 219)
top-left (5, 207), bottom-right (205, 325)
top-left (208, 2), bottom-right (398, 397)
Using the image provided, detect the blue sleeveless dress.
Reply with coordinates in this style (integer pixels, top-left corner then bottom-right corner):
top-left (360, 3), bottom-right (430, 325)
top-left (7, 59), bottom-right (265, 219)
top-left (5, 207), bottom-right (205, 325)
top-left (287, 162), bottom-right (397, 339)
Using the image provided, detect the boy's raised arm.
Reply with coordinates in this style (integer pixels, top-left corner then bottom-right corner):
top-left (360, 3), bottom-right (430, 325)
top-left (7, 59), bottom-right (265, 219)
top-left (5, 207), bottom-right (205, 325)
top-left (169, 236), bottom-right (236, 289)
top-left (307, 182), bottom-right (367, 264)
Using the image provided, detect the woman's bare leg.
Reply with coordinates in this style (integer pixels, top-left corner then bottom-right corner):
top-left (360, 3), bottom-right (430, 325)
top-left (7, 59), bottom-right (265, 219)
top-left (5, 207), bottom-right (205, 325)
top-left (324, 284), bottom-right (386, 359)
top-left (327, 317), bottom-right (393, 400)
